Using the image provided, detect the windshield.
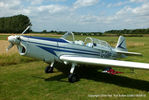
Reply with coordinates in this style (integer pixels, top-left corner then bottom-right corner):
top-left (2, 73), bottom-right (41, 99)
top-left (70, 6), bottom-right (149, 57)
top-left (61, 32), bottom-right (75, 42)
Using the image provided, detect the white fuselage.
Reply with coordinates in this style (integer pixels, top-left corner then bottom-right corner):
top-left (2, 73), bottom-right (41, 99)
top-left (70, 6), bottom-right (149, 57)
top-left (16, 35), bottom-right (118, 64)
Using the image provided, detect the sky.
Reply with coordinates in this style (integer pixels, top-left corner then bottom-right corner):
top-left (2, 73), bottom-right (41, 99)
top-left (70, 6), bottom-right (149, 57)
top-left (0, 0), bottom-right (149, 32)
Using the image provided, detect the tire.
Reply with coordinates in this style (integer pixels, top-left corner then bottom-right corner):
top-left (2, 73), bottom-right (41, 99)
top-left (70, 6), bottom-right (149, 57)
top-left (68, 73), bottom-right (79, 83)
top-left (45, 66), bottom-right (53, 73)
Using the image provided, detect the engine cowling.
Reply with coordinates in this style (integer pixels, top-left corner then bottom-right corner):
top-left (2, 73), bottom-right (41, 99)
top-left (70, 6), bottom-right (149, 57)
top-left (17, 44), bottom-right (27, 56)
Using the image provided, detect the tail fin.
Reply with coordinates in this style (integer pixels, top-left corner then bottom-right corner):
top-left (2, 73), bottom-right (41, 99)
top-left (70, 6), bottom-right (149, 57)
top-left (115, 36), bottom-right (142, 56)
top-left (116, 36), bottom-right (127, 51)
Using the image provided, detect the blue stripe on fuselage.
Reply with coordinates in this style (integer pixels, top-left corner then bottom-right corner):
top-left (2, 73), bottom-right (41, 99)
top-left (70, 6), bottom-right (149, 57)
top-left (29, 40), bottom-right (101, 56)
top-left (22, 40), bottom-right (101, 56)
top-left (21, 36), bottom-right (101, 56)
top-left (32, 41), bottom-right (100, 54)
top-left (38, 46), bottom-right (57, 56)
top-left (22, 35), bottom-right (68, 43)
top-left (21, 38), bottom-right (101, 54)
top-left (38, 46), bottom-right (100, 56)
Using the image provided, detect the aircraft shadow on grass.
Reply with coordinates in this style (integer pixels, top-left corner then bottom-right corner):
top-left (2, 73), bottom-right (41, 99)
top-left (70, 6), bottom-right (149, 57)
top-left (42, 63), bottom-right (149, 92)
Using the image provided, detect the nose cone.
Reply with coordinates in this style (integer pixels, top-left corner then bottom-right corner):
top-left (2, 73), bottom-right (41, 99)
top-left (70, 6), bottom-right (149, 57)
top-left (8, 36), bottom-right (15, 42)
top-left (7, 35), bottom-right (20, 44)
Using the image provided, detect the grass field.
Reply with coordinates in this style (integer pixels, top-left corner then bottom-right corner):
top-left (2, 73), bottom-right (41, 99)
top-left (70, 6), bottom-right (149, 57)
top-left (0, 34), bottom-right (149, 100)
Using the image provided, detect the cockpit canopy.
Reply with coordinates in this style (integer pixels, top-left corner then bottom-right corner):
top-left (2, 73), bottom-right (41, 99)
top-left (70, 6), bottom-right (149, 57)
top-left (61, 32), bottom-right (75, 42)
top-left (84, 37), bottom-right (111, 50)
top-left (61, 32), bottom-right (111, 49)
top-left (84, 37), bottom-right (110, 47)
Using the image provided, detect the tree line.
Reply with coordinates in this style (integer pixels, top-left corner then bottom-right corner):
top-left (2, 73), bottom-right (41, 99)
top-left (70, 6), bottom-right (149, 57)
top-left (105, 29), bottom-right (149, 35)
top-left (33, 30), bottom-right (103, 36)
top-left (32, 28), bottom-right (149, 36)
top-left (0, 14), bottom-right (31, 33)
top-left (0, 14), bottom-right (149, 35)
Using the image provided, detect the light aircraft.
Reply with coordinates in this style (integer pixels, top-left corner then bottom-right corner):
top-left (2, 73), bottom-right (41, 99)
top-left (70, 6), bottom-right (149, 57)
top-left (7, 26), bottom-right (149, 83)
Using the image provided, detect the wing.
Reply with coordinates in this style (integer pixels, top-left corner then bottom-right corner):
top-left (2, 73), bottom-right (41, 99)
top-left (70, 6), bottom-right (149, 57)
top-left (60, 55), bottom-right (149, 69)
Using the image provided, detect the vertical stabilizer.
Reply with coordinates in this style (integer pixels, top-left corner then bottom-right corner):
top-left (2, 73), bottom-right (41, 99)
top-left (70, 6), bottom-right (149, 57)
top-left (116, 36), bottom-right (127, 51)
top-left (115, 36), bottom-right (142, 56)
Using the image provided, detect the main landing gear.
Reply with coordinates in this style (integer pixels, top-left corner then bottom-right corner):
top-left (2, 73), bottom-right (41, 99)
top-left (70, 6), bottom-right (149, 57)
top-left (45, 62), bottom-right (54, 73)
top-left (68, 63), bottom-right (79, 83)
top-left (45, 62), bottom-right (79, 83)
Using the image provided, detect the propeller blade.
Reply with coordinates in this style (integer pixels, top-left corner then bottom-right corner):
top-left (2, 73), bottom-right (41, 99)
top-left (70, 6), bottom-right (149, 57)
top-left (6, 43), bottom-right (14, 51)
top-left (22, 25), bottom-right (31, 34)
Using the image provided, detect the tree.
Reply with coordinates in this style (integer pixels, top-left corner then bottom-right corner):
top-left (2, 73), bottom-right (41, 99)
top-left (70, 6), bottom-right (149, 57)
top-left (0, 14), bottom-right (32, 33)
top-left (42, 30), bottom-right (47, 33)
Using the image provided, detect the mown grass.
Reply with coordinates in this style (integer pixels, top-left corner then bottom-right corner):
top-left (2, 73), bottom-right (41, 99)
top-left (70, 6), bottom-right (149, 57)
top-left (0, 35), bottom-right (149, 100)
top-left (0, 53), bottom-right (37, 66)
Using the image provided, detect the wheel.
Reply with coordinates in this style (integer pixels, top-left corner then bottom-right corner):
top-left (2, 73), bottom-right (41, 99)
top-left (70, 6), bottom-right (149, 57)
top-left (103, 67), bottom-right (112, 71)
top-left (45, 66), bottom-right (53, 73)
top-left (68, 73), bottom-right (79, 83)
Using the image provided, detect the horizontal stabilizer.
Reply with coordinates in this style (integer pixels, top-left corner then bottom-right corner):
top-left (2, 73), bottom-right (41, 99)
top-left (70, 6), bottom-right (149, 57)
top-left (60, 55), bottom-right (149, 69)
top-left (116, 50), bottom-right (142, 56)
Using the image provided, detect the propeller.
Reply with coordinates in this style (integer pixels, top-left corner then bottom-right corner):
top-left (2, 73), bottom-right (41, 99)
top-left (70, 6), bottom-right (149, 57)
top-left (6, 25), bottom-right (31, 51)
top-left (21, 25), bottom-right (31, 34)
top-left (6, 43), bottom-right (14, 51)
